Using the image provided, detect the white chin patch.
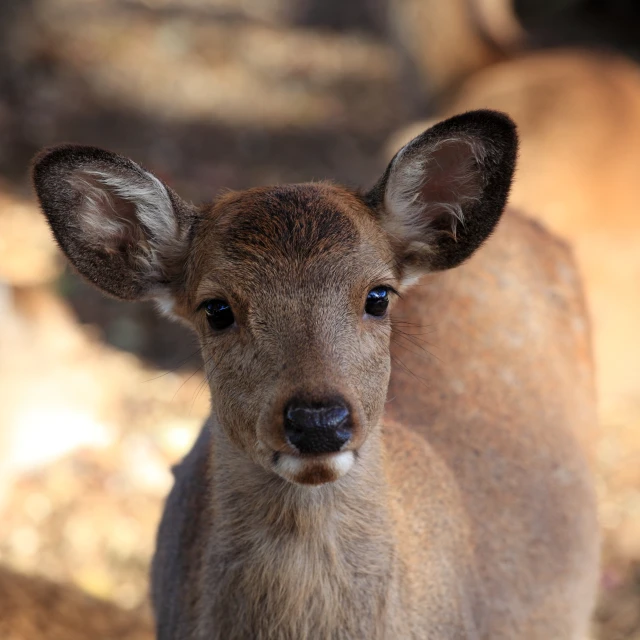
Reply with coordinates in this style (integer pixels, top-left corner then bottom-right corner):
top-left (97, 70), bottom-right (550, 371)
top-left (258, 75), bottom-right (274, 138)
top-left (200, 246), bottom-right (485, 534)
top-left (274, 451), bottom-right (355, 485)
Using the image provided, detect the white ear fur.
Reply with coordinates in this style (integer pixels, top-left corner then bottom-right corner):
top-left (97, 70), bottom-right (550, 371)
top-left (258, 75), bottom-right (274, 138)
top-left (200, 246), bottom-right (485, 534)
top-left (79, 166), bottom-right (176, 242)
top-left (383, 135), bottom-right (487, 286)
top-left (384, 136), bottom-right (486, 245)
top-left (66, 163), bottom-right (183, 299)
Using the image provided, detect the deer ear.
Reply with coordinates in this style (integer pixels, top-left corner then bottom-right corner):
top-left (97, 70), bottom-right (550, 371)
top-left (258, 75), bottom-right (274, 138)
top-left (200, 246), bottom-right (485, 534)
top-left (367, 110), bottom-right (517, 284)
top-left (32, 145), bottom-right (196, 304)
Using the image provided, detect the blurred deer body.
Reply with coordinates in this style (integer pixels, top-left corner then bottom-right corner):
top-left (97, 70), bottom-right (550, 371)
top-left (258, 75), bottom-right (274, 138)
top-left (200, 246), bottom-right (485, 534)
top-left (0, 566), bottom-right (153, 640)
top-left (388, 0), bottom-right (524, 97)
top-left (33, 110), bottom-right (598, 638)
top-left (389, 48), bottom-right (640, 423)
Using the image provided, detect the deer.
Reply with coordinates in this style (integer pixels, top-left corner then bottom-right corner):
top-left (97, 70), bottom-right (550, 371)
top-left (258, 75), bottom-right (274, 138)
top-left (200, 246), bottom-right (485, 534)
top-left (387, 48), bottom-right (640, 436)
top-left (32, 109), bottom-right (599, 639)
top-left (387, 0), bottom-right (524, 99)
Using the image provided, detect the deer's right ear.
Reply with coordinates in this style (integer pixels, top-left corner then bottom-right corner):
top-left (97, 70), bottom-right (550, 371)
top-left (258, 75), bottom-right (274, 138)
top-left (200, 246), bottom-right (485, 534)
top-left (32, 145), bottom-right (196, 304)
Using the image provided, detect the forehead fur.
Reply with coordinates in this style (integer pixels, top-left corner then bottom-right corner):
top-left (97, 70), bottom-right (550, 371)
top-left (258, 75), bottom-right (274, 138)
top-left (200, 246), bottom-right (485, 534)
top-left (181, 182), bottom-right (397, 310)
top-left (219, 183), bottom-right (361, 263)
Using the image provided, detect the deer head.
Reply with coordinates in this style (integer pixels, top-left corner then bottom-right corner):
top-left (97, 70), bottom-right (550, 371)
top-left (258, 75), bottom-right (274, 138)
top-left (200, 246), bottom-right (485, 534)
top-left (33, 110), bottom-right (517, 486)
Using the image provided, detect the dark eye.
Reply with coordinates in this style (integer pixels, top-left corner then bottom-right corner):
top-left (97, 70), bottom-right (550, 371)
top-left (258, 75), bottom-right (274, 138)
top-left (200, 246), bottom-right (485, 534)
top-left (365, 287), bottom-right (390, 317)
top-left (202, 299), bottom-right (235, 331)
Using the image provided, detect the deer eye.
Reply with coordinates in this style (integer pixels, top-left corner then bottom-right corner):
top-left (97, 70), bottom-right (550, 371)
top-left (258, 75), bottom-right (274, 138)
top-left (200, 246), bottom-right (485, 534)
top-left (202, 299), bottom-right (235, 331)
top-left (365, 287), bottom-right (390, 317)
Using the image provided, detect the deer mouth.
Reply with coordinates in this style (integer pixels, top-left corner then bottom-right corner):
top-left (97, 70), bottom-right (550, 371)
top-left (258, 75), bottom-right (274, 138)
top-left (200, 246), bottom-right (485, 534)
top-left (271, 450), bottom-right (355, 485)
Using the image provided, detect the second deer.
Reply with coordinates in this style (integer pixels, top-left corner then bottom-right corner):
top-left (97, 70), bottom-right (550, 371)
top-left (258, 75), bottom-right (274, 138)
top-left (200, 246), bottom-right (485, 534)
top-left (389, 48), bottom-right (640, 428)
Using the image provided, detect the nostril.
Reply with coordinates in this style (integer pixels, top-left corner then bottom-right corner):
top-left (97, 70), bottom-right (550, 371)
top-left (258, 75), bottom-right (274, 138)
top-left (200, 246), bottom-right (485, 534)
top-left (284, 400), bottom-right (352, 455)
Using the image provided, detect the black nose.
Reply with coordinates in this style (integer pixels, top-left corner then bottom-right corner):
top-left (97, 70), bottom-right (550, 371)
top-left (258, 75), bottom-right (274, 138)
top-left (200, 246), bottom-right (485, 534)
top-left (284, 399), bottom-right (352, 455)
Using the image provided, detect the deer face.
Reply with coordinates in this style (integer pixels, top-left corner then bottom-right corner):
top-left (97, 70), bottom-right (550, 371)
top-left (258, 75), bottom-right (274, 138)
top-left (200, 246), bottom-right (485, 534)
top-left (183, 185), bottom-right (398, 485)
top-left (32, 110), bottom-right (517, 485)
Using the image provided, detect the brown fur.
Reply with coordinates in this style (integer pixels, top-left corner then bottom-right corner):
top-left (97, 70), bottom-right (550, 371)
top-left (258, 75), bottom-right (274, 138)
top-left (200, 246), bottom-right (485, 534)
top-left (31, 111), bottom-right (598, 638)
top-left (388, 48), bottom-right (640, 423)
top-left (0, 566), bottom-right (154, 640)
top-left (151, 209), bottom-right (599, 640)
top-left (387, 210), bottom-right (600, 638)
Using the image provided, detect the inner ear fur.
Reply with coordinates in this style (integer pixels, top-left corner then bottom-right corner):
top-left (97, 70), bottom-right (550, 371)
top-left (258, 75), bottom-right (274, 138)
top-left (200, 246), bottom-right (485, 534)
top-left (32, 145), bottom-right (196, 301)
top-left (367, 109), bottom-right (518, 275)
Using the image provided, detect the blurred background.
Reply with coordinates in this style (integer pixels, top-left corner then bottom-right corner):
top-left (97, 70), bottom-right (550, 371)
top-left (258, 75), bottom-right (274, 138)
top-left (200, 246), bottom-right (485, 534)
top-left (1, 0), bottom-right (639, 637)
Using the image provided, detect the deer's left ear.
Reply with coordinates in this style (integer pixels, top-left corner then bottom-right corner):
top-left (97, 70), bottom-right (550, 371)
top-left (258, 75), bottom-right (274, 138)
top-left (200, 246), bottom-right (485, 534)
top-left (32, 145), bottom-right (197, 306)
top-left (367, 110), bottom-right (517, 282)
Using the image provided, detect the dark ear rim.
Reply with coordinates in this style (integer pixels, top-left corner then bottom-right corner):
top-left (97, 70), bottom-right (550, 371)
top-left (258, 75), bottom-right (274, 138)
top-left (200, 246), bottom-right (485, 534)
top-left (33, 144), bottom-right (146, 185)
top-left (31, 144), bottom-right (190, 301)
top-left (366, 109), bottom-right (518, 272)
top-left (32, 143), bottom-right (188, 216)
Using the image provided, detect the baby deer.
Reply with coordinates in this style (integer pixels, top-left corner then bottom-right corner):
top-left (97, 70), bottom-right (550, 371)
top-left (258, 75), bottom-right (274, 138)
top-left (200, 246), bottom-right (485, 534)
top-left (33, 110), bottom-right (599, 639)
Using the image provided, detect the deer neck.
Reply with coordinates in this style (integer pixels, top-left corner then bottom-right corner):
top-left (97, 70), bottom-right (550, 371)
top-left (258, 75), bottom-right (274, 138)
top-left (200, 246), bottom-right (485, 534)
top-left (199, 425), bottom-right (400, 639)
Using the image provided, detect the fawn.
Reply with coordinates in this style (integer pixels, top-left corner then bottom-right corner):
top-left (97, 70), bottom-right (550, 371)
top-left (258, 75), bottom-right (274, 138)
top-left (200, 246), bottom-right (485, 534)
top-left (33, 110), bottom-right (599, 638)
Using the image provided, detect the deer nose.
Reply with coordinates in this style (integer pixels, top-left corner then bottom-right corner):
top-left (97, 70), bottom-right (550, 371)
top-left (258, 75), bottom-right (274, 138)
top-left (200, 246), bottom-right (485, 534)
top-left (284, 399), bottom-right (352, 455)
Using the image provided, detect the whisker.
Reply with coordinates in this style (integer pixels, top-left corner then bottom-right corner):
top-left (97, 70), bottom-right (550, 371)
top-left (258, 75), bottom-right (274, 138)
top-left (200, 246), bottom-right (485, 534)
top-left (395, 328), bottom-right (438, 348)
top-left (172, 348), bottom-right (217, 403)
top-left (190, 359), bottom-right (218, 415)
top-left (391, 320), bottom-right (436, 334)
top-left (391, 337), bottom-right (434, 362)
top-left (392, 330), bottom-right (442, 363)
top-left (390, 354), bottom-right (430, 389)
top-left (172, 363), bottom-right (206, 403)
top-left (143, 344), bottom-right (204, 382)
top-left (190, 372), bottom-right (211, 415)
